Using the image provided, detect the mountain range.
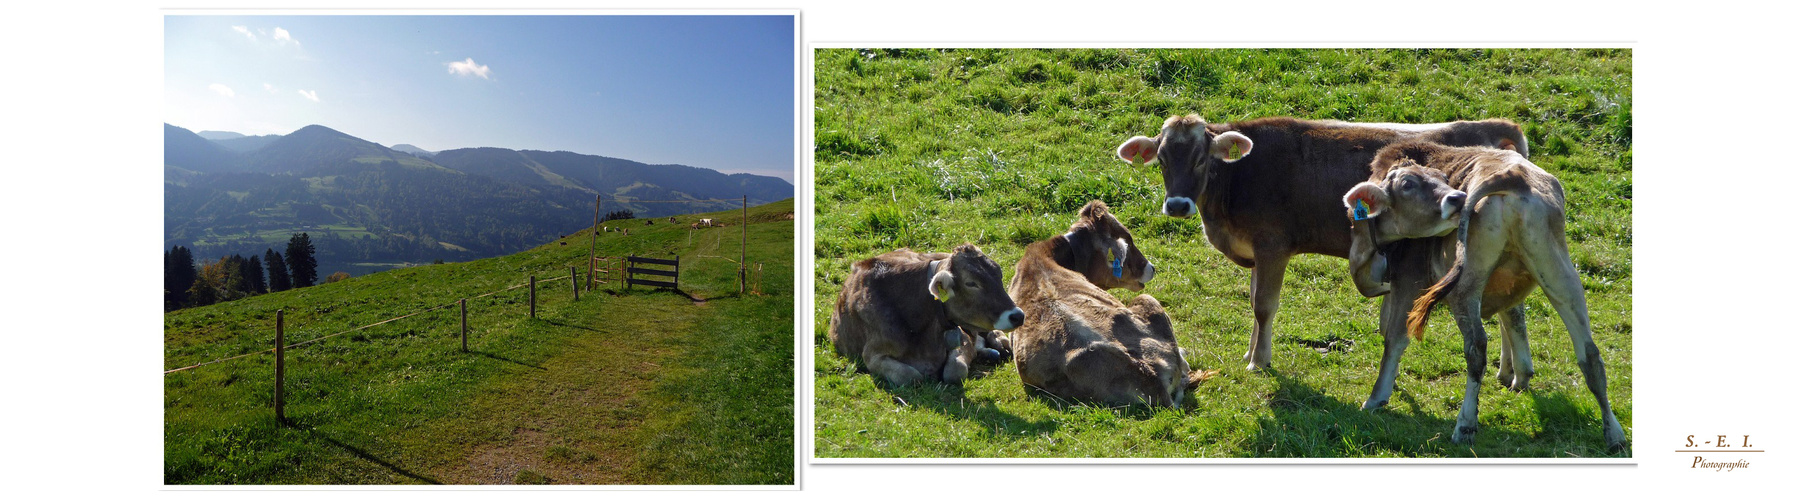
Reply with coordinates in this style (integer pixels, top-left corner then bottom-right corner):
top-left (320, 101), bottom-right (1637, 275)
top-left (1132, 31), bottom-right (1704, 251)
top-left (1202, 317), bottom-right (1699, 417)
top-left (164, 123), bottom-right (792, 277)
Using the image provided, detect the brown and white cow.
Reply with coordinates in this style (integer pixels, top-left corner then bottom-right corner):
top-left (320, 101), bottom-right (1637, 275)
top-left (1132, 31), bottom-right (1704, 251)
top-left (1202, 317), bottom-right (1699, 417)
top-left (1009, 200), bottom-right (1215, 407)
top-left (1341, 141), bottom-right (1627, 452)
top-left (1115, 115), bottom-right (1527, 375)
top-left (829, 244), bottom-right (1026, 386)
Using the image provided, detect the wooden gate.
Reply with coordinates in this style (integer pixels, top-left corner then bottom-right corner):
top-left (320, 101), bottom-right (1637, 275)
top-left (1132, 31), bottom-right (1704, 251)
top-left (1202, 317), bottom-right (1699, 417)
top-left (625, 255), bottom-right (679, 290)
top-left (587, 256), bottom-right (618, 290)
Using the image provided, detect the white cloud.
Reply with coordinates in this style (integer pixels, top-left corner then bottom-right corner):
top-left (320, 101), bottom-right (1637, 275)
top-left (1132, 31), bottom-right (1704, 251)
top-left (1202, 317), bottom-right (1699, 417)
top-left (446, 58), bottom-right (492, 79)
top-left (231, 25), bottom-right (256, 41)
top-left (273, 27), bottom-right (299, 46)
top-left (209, 84), bottom-right (235, 98)
top-left (263, 83), bottom-right (278, 93)
top-left (297, 89), bottom-right (319, 102)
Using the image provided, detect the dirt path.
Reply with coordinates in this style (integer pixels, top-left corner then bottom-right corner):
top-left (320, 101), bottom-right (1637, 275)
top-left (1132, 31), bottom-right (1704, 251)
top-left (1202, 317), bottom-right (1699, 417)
top-left (417, 297), bottom-right (692, 484)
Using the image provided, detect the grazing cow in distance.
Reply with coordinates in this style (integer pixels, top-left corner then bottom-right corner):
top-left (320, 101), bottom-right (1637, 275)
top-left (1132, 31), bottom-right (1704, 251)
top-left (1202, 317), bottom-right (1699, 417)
top-left (830, 244), bottom-right (1026, 385)
top-left (699, 218), bottom-right (715, 227)
top-left (1114, 114), bottom-right (1527, 374)
top-left (1341, 140), bottom-right (1626, 452)
top-left (1009, 200), bottom-right (1214, 407)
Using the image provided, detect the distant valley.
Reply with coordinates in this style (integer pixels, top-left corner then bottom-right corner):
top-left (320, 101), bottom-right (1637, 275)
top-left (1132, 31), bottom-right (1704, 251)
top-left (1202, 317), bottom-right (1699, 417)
top-left (164, 123), bottom-right (792, 277)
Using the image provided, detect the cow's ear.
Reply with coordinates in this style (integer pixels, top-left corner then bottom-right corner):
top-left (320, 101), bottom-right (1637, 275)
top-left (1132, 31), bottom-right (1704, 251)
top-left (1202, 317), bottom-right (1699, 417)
top-left (1116, 136), bottom-right (1159, 165)
top-left (1209, 131), bottom-right (1253, 163)
top-left (1106, 238), bottom-right (1129, 278)
top-left (928, 268), bottom-right (956, 302)
top-left (1343, 182), bottom-right (1389, 219)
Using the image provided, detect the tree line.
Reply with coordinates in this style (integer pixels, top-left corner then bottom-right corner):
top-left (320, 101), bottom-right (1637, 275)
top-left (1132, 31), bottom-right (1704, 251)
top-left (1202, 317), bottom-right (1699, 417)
top-left (165, 233), bottom-right (325, 311)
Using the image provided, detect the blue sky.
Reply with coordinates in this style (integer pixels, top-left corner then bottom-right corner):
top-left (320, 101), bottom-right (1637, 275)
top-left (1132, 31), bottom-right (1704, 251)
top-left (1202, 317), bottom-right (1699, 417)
top-left (165, 15), bottom-right (796, 182)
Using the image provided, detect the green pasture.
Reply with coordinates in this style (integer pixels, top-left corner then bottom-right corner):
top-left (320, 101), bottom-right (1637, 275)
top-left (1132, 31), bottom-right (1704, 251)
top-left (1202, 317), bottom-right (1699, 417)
top-left (166, 199), bottom-right (796, 484)
top-left (813, 48), bottom-right (1630, 458)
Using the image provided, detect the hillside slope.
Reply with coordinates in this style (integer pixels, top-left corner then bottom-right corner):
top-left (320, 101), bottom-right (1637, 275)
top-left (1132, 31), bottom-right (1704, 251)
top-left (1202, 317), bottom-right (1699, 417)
top-left (165, 199), bottom-right (795, 484)
top-left (164, 123), bottom-right (794, 280)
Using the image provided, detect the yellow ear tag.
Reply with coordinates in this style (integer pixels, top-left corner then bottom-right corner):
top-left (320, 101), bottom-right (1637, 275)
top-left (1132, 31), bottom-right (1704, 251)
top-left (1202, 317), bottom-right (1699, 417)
top-left (1228, 142), bottom-right (1241, 161)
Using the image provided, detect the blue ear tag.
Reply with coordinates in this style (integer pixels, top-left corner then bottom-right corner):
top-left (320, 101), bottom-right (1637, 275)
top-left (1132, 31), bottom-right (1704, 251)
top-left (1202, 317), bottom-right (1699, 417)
top-left (1353, 199), bottom-right (1370, 221)
top-left (1109, 248), bottom-right (1124, 277)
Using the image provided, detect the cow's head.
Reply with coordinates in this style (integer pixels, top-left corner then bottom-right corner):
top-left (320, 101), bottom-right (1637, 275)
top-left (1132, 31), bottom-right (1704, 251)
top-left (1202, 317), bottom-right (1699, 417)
top-left (1343, 160), bottom-right (1467, 244)
top-left (1116, 114), bottom-right (1255, 218)
top-left (1057, 200), bottom-right (1155, 291)
top-left (929, 244), bottom-right (1026, 332)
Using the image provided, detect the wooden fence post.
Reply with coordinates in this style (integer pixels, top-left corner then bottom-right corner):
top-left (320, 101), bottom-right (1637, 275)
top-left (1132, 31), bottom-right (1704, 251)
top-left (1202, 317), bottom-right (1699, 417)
top-left (275, 308), bottom-right (285, 425)
top-left (586, 194), bottom-right (602, 291)
top-left (460, 298), bottom-right (468, 353)
top-left (530, 275), bottom-right (537, 318)
top-left (570, 266), bottom-right (578, 300)
top-left (674, 256), bottom-right (680, 290)
top-left (741, 195), bottom-right (748, 294)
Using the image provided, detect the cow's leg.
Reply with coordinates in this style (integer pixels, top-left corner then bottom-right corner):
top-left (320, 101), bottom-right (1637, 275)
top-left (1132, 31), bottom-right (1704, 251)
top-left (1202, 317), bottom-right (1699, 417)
top-left (1496, 305), bottom-right (1534, 391)
top-left (1245, 251), bottom-right (1290, 371)
top-left (942, 329), bottom-right (970, 384)
top-left (1363, 279), bottom-right (1421, 410)
top-left (1446, 277), bottom-right (1493, 445)
top-left (1522, 234), bottom-right (1627, 453)
top-left (1446, 213), bottom-right (1507, 445)
top-left (864, 350), bottom-right (926, 386)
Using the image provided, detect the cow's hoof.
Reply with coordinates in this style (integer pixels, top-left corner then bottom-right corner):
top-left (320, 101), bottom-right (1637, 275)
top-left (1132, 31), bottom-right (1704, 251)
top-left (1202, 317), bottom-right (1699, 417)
top-left (943, 329), bottom-right (964, 348)
top-left (977, 348), bottom-right (1002, 363)
top-left (1605, 426), bottom-right (1629, 454)
top-left (1452, 425), bottom-right (1478, 445)
top-left (1361, 398), bottom-right (1388, 411)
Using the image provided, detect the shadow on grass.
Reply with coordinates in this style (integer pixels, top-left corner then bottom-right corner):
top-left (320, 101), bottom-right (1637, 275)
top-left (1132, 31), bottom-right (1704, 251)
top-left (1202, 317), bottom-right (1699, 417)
top-left (864, 361), bottom-right (1064, 441)
top-left (1250, 371), bottom-right (1532, 457)
top-left (1529, 389), bottom-right (1631, 457)
top-left (471, 350), bottom-right (547, 371)
top-left (301, 426), bottom-right (444, 485)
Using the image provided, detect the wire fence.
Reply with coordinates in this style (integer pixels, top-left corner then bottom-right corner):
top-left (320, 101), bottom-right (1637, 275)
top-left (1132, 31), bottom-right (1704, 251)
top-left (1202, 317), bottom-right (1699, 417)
top-left (164, 272), bottom-right (571, 375)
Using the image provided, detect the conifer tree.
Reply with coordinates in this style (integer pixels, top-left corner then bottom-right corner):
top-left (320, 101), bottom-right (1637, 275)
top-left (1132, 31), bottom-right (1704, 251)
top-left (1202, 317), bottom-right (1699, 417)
top-left (265, 249), bottom-right (291, 292)
top-left (164, 246), bottom-right (196, 311)
top-left (287, 233), bottom-right (319, 288)
top-left (245, 255), bottom-right (267, 295)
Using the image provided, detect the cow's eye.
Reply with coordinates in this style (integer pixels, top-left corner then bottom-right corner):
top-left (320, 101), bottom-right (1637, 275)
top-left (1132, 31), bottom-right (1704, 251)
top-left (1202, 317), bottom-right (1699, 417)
top-left (967, 282), bottom-right (981, 289)
top-left (1401, 178), bottom-right (1415, 190)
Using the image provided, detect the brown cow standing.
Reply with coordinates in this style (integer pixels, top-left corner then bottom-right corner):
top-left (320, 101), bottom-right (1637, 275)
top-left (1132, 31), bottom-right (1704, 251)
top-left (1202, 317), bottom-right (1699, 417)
top-left (830, 245), bottom-right (1026, 386)
top-left (1010, 200), bottom-right (1214, 406)
top-left (1341, 141), bottom-right (1627, 452)
top-left (1114, 115), bottom-right (1527, 395)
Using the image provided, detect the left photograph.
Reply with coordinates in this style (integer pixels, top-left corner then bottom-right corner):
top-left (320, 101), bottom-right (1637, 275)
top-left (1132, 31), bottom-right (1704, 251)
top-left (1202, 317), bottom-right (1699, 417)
top-left (163, 15), bottom-right (797, 485)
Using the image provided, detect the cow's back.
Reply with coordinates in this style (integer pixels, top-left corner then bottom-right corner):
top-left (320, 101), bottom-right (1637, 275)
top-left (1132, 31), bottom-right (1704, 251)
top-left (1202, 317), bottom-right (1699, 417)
top-left (1198, 118), bottom-right (1525, 261)
top-left (829, 251), bottom-right (954, 373)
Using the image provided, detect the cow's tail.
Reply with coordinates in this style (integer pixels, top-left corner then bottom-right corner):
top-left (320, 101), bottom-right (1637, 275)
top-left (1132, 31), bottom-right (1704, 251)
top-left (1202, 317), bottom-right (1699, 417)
top-left (1406, 173), bottom-right (1513, 340)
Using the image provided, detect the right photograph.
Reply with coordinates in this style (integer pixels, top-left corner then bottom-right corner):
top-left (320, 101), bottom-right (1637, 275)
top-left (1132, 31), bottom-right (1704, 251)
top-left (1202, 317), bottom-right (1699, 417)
top-left (813, 48), bottom-right (1632, 458)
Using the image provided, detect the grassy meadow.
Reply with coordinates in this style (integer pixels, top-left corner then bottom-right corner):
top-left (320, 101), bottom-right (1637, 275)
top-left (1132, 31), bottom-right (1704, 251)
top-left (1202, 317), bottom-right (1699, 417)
top-left (165, 199), bottom-right (795, 484)
top-left (813, 49), bottom-right (1631, 458)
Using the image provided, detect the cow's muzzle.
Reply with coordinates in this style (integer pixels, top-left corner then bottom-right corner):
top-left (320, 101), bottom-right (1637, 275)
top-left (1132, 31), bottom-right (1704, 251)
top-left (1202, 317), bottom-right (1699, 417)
top-left (993, 308), bottom-right (1025, 331)
top-left (1162, 197), bottom-right (1195, 218)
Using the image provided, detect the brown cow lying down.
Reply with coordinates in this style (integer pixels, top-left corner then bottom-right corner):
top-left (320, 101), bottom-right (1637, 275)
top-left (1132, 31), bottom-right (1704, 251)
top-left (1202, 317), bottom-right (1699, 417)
top-left (1115, 115), bottom-right (1527, 373)
top-left (1341, 141), bottom-right (1627, 452)
top-left (830, 245), bottom-right (1026, 386)
top-left (1010, 200), bottom-right (1215, 407)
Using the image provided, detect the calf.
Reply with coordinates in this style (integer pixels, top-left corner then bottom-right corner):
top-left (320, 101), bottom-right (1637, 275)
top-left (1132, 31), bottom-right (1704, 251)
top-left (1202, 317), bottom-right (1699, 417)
top-left (1115, 115), bottom-right (1526, 375)
top-left (829, 245), bottom-right (1026, 386)
top-left (1009, 200), bottom-right (1214, 407)
top-left (1341, 141), bottom-right (1627, 452)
